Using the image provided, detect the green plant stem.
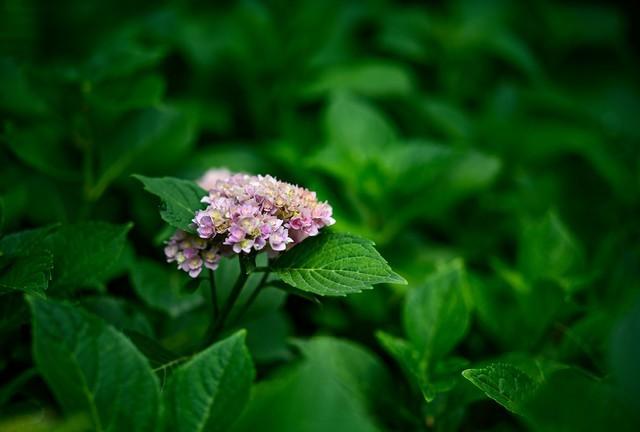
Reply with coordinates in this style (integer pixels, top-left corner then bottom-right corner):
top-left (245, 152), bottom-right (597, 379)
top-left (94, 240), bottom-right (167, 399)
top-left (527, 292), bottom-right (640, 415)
top-left (209, 269), bottom-right (219, 318)
top-left (204, 257), bottom-right (249, 346)
top-left (234, 270), bottom-right (270, 323)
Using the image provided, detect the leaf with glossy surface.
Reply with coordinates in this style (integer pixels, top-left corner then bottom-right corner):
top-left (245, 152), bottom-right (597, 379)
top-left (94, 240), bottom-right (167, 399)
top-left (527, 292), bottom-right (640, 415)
top-left (163, 330), bottom-right (255, 432)
top-left (29, 297), bottom-right (160, 432)
top-left (273, 232), bottom-right (406, 296)
top-left (134, 175), bottom-right (206, 232)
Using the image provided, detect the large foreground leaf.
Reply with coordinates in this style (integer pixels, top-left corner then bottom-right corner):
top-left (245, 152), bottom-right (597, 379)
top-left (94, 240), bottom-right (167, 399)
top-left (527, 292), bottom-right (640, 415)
top-left (163, 330), bottom-right (255, 432)
top-left (273, 233), bottom-right (406, 296)
top-left (29, 297), bottom-right (160, 432)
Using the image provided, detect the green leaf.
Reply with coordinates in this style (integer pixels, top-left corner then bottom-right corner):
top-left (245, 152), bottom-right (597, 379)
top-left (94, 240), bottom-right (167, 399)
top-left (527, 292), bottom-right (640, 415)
top-left (80, 297), bottom-right (154, 337)
top-left (87, 74), bottom-right (166, 112)
top-left (134, 175), bottom-right (206, 232)
top-left (163, 330), bottom-right (255, 432)
top-left (403, 260), bottom-right (471, 362)
top-left (0, 195), bottom-right (4, 233)
top-left (518, 212), bottom-right (584, 292)
top-left (326, 93), bottom-right (395, 152)
top-left (376, 331), bottom-right (435, 401)
top-left (4, 121), bottom-right (80, 181)
top-left (0, 226), bottom-right (57, 295)
top-left (304, 62), bottom-right (413, 98)
top-left (523, 368), bottom-right (637, 431)
top-left (462, 363), bottom-right (539, 415)
top-left (232, 337), bottom-right (395, 432)
top-left (243, 311), bottom-right (292, 364)
top-left (130, 258), bottom-right (205, 317)
top-left (92, 106), bottom-right (196, 199)
top-left (28, 297), bottom-right (160, 431)
top-left (0, 251), bottom-right (53, 296)
top-left (272, 232), bottom-right (406, 296)
top-left (0, 412), bottom-right (91, 432)
top-left (0, 58), bottom-right (48, 116)
top-left (0, 368), bottom-right (37, 407)
top-left (124, 331), bottom-right (183, 372)
top-left (51, 222), bottom-right (132, 290)
top-left (610, 299), bottom-right (640, 413)
top-left (0, 225), bottom-right (58, 256)
top-left (311, 93), bottom-right (397, 182)
top-left (81, 41), bottom-right (166, 82)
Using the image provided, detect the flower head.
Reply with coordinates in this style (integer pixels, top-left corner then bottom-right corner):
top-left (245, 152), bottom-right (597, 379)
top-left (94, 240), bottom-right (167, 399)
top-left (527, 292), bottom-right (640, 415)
top-left (164, 170), bottom-right (335, 277)
top-left (165, 230), bottom-right (221, 277)
top-left (197, 168), bottom-right (233, 192)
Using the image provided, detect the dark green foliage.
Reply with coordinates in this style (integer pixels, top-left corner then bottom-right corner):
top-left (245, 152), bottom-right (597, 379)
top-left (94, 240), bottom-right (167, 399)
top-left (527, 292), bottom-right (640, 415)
top-left (1, 0), bottom-right (639, 431)
top-left (272, 232), bottom-right (406, 296)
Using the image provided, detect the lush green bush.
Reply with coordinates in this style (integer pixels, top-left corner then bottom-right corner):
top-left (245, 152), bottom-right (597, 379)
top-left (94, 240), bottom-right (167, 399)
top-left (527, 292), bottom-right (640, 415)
top-left (1, 0), bottom-right (639, 431)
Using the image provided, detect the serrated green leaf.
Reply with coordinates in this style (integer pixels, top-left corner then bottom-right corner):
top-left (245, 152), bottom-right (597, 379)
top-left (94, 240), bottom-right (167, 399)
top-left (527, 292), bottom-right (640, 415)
top-left (272, 232), bottom-right (406, 296)
top-left (403, 260), bottom-right (471, 362)
top-left (130, 258), bottom-right (204, 317)
top-left (51, 222), bottom-right (132, 290)
top-left (462, 363), bottom-right (539, 415)
top-left (134, 175), bottom-right (206, 232)
top-left (29, 297), bottom-right (160, 432)
top-left (163, 330), bottom-right (255, 432)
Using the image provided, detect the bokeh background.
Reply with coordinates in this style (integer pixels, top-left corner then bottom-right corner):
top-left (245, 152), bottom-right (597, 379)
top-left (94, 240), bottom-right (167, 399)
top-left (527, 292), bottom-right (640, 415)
top-left (1, 0), bottom-right (639, 431)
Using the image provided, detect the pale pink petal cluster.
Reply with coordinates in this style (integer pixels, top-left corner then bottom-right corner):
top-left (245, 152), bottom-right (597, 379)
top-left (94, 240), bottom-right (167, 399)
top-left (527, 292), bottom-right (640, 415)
top-left (164, 230), bottom-right (221, 278)
top-left (197, 167), bottom-right (232, 192)
top-left (164, 169), bottom-right (335, 277)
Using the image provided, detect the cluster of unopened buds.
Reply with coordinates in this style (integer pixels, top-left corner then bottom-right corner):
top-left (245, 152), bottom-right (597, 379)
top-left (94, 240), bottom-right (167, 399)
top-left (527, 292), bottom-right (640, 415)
top-left (165, 169), bottom-right (335, 278)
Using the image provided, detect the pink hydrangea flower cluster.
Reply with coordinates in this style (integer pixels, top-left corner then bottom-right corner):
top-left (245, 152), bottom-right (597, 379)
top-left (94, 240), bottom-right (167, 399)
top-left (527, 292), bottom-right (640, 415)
top-left (164, 169), bottom-right (335, 277)
top-left (164, 230), bottom-right (221, 278)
